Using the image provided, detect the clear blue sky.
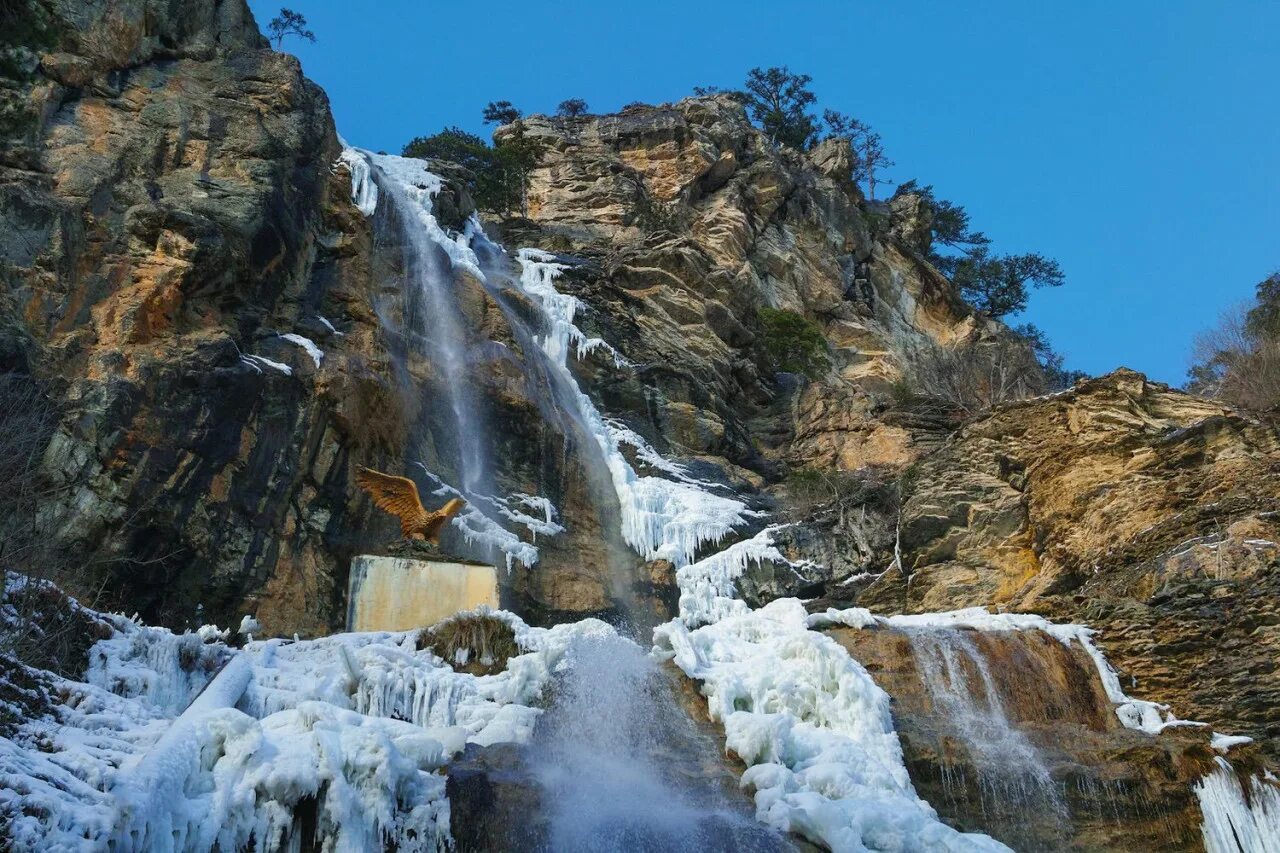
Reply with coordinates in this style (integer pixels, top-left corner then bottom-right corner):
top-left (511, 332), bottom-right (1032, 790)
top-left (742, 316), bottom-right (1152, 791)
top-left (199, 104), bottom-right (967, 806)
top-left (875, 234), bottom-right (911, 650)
top-left (249, 0), bottom-right (1278, 385)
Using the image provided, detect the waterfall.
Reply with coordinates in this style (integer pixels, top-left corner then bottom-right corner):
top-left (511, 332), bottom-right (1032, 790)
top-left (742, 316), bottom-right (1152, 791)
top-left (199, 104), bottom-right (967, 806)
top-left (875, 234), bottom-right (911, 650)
top-left (335, 153), bottom-right (1006, 851)
top-left (371, 155), bottom-right (492, 499)
top-left (529, 633), bottom-right (788, 852)
top-left (907, 628), bottom-right (1070, 849)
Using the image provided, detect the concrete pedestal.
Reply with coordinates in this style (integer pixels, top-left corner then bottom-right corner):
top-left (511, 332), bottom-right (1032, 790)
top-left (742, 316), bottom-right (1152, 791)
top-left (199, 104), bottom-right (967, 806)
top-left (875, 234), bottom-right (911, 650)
top-left (346, 555), bottom-right (499, 632)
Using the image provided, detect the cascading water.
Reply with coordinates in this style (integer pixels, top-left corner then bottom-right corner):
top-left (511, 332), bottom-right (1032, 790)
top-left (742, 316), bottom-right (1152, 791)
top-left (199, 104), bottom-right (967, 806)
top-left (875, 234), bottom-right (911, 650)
top-left (372, 157), bottom-right (492, 498)
top-left (907, 627), bottom-right (1070, 849)
top-left (530, 633), bottom-right (789, 852)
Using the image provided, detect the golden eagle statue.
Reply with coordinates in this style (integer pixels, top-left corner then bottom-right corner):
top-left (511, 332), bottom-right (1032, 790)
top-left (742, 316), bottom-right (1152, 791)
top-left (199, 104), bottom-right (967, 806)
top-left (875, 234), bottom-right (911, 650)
top-left (355, 467), bottom-right (466, 544)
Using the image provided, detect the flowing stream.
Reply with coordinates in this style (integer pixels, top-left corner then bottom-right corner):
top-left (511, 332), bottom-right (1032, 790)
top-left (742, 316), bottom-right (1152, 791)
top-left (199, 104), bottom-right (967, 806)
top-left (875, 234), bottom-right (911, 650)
top-left (908, 628), bottom-right (1070, 849)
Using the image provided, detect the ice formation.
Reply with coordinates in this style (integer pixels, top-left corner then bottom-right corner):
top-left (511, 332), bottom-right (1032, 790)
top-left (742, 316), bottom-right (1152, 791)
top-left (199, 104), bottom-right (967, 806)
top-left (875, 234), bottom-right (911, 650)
top-left (278, 333), bottom-right (324, 368)
top-left (239, 354), bottom-right (291, 376)
top-left (0, 579), bottom-right (613, 852)
top-left (316, 315), bottom-right (344, 336)
top-left (807, 606), bottom-right (1195, 736)
top-left (514, 249), bottom-right (758, 567)
top-left (1194, 757), bottom-right (1280, 853)
top-left (413, 466), bottom-right (546, 571)
top-left (510, 246), bottom-right (1002, 848)
top-left (654, 600), bottom-right (1009, 851)
top-left (335, 143), bottom-right (378, 216)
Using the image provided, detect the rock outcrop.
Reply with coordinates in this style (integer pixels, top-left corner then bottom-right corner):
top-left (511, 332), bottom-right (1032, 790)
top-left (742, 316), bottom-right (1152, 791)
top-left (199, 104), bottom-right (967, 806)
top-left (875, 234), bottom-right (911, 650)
top-left (852, 370), bottom-right (1280, 762)
top-left (0, 0), bottom-right (406, 633)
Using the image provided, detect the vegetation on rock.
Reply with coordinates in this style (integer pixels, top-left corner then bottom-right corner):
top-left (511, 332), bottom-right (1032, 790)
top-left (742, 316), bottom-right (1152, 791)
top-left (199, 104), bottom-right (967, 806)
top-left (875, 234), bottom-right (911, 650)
top-left (267, 8), bottom-right (315, 48)
top-left (418, 611), bottom-right (520, 676)
top-left (757, 308), bottom-right (831, 378)
top-left (1187, 270), bottom-right (1280, 410)
top-left (403, 125), bottom-right (541, 216)
top-left (556, 98), bottom-right (589, 117)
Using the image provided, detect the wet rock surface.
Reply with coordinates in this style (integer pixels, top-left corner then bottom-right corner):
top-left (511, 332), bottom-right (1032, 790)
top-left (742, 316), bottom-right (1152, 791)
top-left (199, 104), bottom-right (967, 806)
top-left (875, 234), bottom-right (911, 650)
top-left (825, 624), bottom-right (1223, 851)
top-left (852, 370), bottom-right (1280, 764)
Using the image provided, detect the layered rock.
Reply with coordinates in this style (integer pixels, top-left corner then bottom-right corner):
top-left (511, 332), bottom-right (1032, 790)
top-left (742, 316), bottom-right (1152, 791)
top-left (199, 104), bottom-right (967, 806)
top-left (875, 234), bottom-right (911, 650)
top-left (0, 0), bottom-right (406, 633)
top-left (851, 370), bottom-right (1280, 762)
top-left (825, 622), bottom-right (1227, 851)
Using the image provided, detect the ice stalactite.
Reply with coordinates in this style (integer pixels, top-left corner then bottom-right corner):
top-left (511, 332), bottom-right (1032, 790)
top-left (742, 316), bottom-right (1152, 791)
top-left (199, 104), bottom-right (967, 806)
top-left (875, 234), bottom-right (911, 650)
top-left (1194, 758), bottom-right (1280, 853)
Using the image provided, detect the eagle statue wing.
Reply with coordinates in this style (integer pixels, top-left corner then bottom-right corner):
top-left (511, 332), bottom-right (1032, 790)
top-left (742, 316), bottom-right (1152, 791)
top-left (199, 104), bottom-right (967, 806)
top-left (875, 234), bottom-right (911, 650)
top-left (356, 467), bottom-right (429, 536)
top-left (421, 497), bottom-right (467, 545)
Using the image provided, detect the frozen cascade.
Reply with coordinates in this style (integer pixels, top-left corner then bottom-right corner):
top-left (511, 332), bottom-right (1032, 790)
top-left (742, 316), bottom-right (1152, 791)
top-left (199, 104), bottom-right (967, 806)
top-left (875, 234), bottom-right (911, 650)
top-left (511, 248), bottom-right (758, 568)
top-left (1, 575), bottom-right (617, 852)
top-left (907, 628), bottom-right (1070, 848)
top-left (339, 147), bottom-right (567, 571)
top-left (1194, 757), bottom-right (1280, 853)
top-left (531, 632), bottom-right (790, 852)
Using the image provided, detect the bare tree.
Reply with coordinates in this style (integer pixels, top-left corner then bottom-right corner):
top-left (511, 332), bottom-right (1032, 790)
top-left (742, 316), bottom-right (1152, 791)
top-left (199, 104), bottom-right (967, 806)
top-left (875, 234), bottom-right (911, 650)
top-left (901, 336), bottom-right (1045, 418)
top-left (1188, 304), bottom-right (1280, 410)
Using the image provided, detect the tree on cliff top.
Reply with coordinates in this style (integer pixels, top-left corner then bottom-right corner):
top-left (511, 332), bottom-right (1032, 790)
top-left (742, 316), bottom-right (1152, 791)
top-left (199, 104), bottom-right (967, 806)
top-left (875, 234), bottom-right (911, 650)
top-left (1188, 271), bottom-right (1280, 410)
top-left (482, 101), bottom-right (521, 125)
top-left (939, 248), bottom-right (1064, 319)
top-left (556, 98), bottom-right (589, 117)
top-left (267, 8), bottom-right (315, 48)
top-left (402, 126), bottom-right (540, 216)
top-left (744, 66), bottom-right (819, 150)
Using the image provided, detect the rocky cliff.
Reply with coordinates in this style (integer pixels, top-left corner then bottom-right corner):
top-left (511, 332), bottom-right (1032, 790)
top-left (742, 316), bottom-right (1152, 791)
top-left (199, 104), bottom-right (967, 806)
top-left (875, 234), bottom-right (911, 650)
top-left (2, 0), bottom-right (1275, 782)
top-left (0, 0), bottom-right (405, 634)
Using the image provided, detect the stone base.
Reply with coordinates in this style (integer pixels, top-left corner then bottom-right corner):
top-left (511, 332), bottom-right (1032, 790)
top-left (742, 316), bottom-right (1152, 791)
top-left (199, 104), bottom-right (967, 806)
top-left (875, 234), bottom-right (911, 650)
top-left (346, 555), bottom-right (499, 632)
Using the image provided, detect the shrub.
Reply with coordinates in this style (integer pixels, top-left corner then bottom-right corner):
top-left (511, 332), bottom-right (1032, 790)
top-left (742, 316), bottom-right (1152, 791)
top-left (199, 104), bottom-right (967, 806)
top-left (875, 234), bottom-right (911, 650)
top-left (900, 335), bottom-right (1045, 418)
top-left (785, 466), bottom-right (897, 524)
top-left (758, 308), bottom-right (830, 378)
top-left (1187, 297), bottom-right (1280, 411)
top-left (417, 611), bottom-right (519, 676)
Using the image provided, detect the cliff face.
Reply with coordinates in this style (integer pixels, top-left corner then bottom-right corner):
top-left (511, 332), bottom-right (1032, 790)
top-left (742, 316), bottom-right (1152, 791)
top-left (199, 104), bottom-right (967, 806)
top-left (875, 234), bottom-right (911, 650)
top-left (3, 3), bottom-right (1276, 777)
top-left (854, 370), bottom-right (1280, 762)
top-left (0, 0), bottom-right (411, 633)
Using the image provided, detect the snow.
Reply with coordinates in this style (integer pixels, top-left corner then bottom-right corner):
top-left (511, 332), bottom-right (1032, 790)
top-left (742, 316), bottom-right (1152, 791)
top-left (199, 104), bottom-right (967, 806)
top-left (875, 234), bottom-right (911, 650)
top-left (1194, 757), bottom-right (1280, 853)
top-left (279, 333), bottom-right (323, 368)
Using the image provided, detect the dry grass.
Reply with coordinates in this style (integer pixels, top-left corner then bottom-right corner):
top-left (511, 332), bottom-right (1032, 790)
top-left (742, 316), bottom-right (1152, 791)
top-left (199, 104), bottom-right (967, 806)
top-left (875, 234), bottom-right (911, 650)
top-left (417, 611), bottom-right (520, 676)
